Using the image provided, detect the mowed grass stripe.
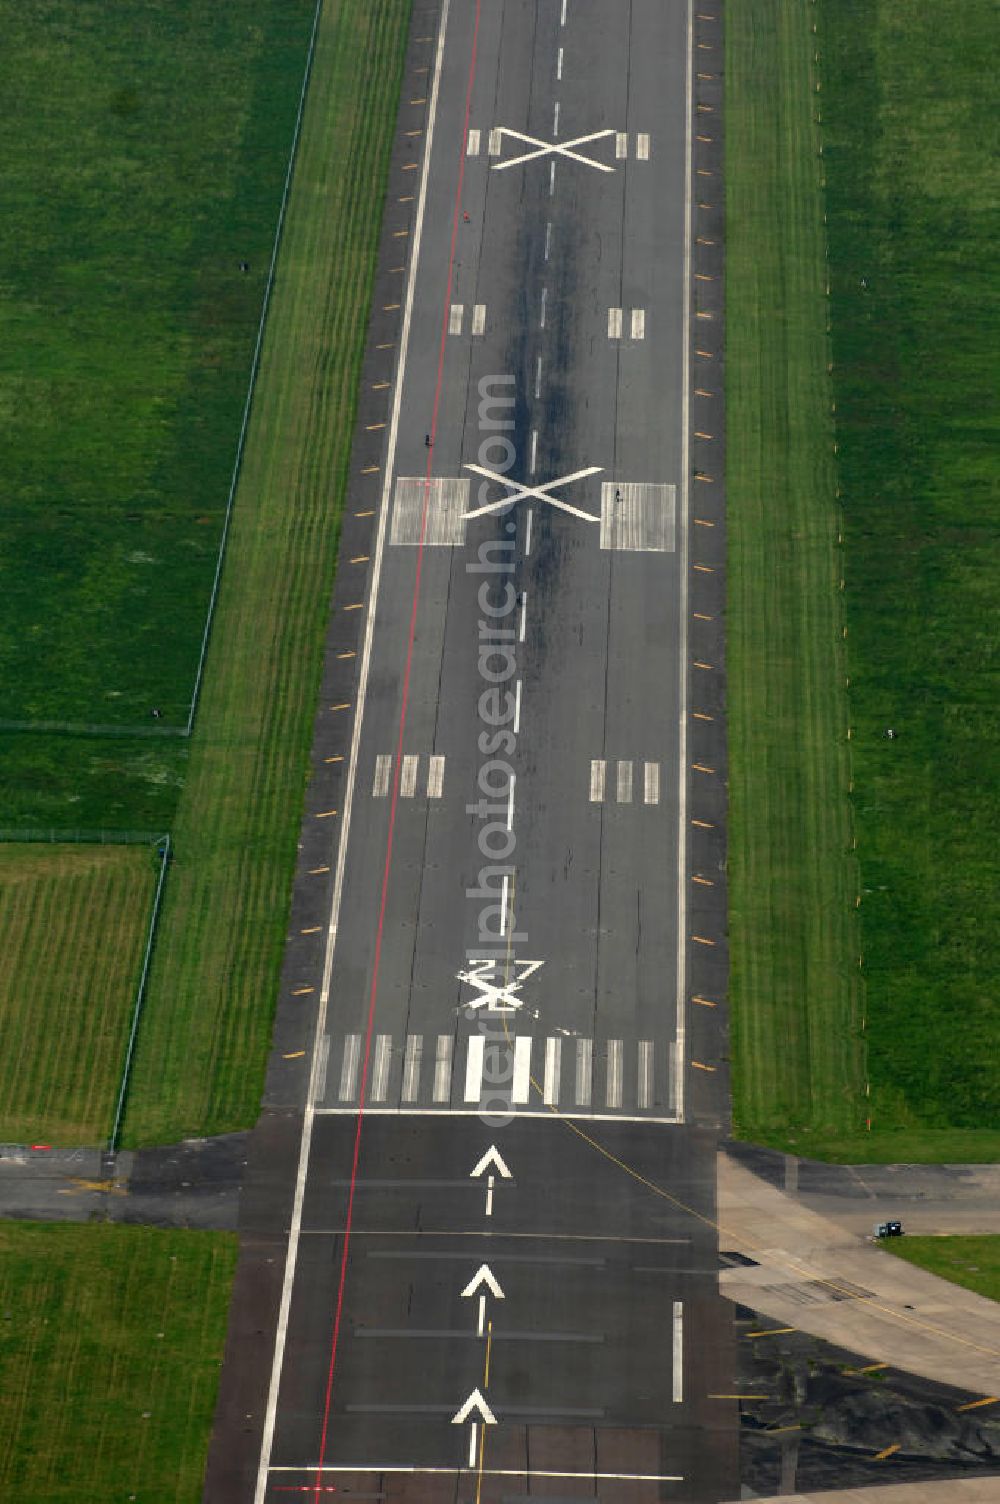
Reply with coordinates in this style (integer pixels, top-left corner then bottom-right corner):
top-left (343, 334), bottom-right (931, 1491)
top-left (0, 1223), bottom-right (236, 1502)
top-left (726, 0), bottom-right (864, 1143)
top-left (0, 845), bottom-right (157, 1144)
top-left (124, 0), bottom-right (413, 1144)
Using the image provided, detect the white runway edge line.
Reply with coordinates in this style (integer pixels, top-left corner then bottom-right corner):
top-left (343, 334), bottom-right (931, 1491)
top-left (253, 5), bottom-right (454, 1500)
top-left (675, 0), bottom-right (694, 1124)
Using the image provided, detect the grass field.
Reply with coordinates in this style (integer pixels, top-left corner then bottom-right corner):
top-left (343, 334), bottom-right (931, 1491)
top-left (726, 0), bottom-right (999, 1161)
top-left (0, 0), bottom-right (315, 730)
top-left (122, 0), bottom-right (413, 1143)
top-left (883, 1237), bottom-right (1000, 1307)
top-left (0, 843), bottom-right (157, 1144)
top-left (0, 1222), bottom-right (236, 1502)
top-left (820, 0), bottom-right (1000, 1143)
top-left (726, 0), bottom-right (864, 1147)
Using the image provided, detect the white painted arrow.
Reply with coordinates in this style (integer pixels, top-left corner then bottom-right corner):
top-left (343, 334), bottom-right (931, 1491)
top-left (451, 1387), bottom-right (497, 1426)
top-left (470, 1146), bottom-right (512, 1180)
top-left (461, 1264), bottom-right (505, 1300)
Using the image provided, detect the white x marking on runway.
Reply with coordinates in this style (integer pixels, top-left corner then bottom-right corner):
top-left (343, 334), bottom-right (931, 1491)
top-left (491, 126), bottom-right (617, 173)
top-left (457, 958), bottom-right (544, 1012)
top-left (463, 464), bottom-right (602, 522)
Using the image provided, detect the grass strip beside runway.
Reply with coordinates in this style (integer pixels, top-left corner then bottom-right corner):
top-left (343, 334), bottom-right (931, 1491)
top-left (0, 1223), bottom-right (236, 1503)
top-left (0, 843), bottom-right (158, 1144)
top-left (727, 0), bottom-right (999, 1161)
top-left (726, 0), bottom-right (864, 1149)
top-left (819, 0), bottom-right (1000, 1152)
top-left (882, 1237), bottom-right (1000, 1308)
top-left (123, 0), bottom-right (413, 1143)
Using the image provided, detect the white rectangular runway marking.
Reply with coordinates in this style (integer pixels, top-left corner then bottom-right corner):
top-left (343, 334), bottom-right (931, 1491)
top-left (433, 1035), bottom-right (453, 1103)
top-left (466, 128), bottom-right (480, 157)
top-left (488, 127), bottom-right (502, 157)
top-left (637, 132), bottom-right (651, 159)
top-left (529, 428), bottom-right (538, 475)
top-left (427, 754), bottom-right (445, 798)
top-left (314, 1034), bottom-right (330, 1102)
top-left (371, 1034), bottom-right (392, 1101)
top-left (339, 1034), bottom-right (361, 1102)
top-left (465, 1036), bottom-right (485, 1102)
top-left (673, 1300), bottom-right (684, 1402)
top-left (600, 481), bottom-right (676, 552)
top-left (615, 131), bottom-right (627, 159)
top-left (644, 760), bottom-right (660, 805)
top-left (606, 1040), bottom-right (623, 1109)
top-left (552, 102), bottom-right (560, 137)
top-left (513, 1036), bottom-right (532, 1104)
top-left (543, 1037), bottom-right (562, 1105)
top-left (513, 681), bottom-right (522, 735)
top-left (607, 306), bottom-right (622, 339)
top-left (589, 759), bottom-right (606, 802)
top-left (402, 1034), bottom-right (422, 1102)
top-left (519, 592), bottom-right (527, 641)
top-left (575, 1038), bottom-right (593, 1105)
top-left (448, 302), bottom-right (463, 335)
top-left (471, 302), bottom-right (486, 336)
top-left (637, 1040), bottom-right (654, 1109)
top-left (534, 355), bottom-right (542, 397)
top-left (557, 46), bottom-right (563, 80)
top-left (400, 754), bottom-right (419, 798)
top-left (525, 507), bottom-right (534, 555)
top-left (391, 476), bottom-right (469, 545)
top-left (631, 307), bottom-right (646, 340)
top-left (549, 159), bottom-right (556, 196)
top-left (544, 222), bottom-right (552, 260)
top-left (373, 754), bottom-right (392, 797)
top-left (616, 760), bottom-right (633, 804)
top-left (560, 0), bottom-right (567, 24)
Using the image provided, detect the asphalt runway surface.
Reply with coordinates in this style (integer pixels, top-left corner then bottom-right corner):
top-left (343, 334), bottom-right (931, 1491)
top-left (206, 1), bottom-right (735, 1499)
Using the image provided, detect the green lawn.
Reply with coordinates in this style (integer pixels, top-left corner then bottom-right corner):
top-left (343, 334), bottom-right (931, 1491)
top-left (0, 0), bottom-right (316, 730)
top-left (0, 843), bottom-right (157, 1144)
top-left (726, 0), bottom-right (864, 1147)
top-left (123, 0), bottom-right (412, 1143)
top-left (0, 1223), bottom-right (236, 1502)
top-left (883, 1237), bottom-right (1000, 1306)
top-left (726, 0), bottom-right (999, 1161)
top-left (820, 0), bottom-right (1000, 1141)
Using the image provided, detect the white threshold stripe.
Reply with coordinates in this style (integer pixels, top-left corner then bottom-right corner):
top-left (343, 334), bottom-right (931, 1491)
top-left (400, 753), bottom-right (419, 797)
top-left (606, 1038), bottom-right (623, 1109)
top-left (401, 1034), bottom-right (421, 1102)
top-left (427, 753), bottom-right (445, 798)
top-left (673, 1299), bottom-right (684, 1403)
top-left (543, 1036), bottom-right (561, 1105)
top-left (575, 1037), bottom-right (593, 1106)
top-left (433, 1034), bottom-right (453, 1103)
top-left (464, 1035), bottom-right (485, 1102)
top-left (512, 1036), bottom-right (532, 1104)
top-left (448, 302), bottom-right (463, 334)
top-left (269, 1467), bottom-right (684, 1482)
top-left (373, 753), bottom-right (392, 797)
top-left (253, 4), bottom-right (454, 1498)
top-left (339, 1034), bottom-right (361, 1102)
top-left (589, 758), bottom-right (605, 801)
top-left (371, 1034), bottom-right (392, 1101)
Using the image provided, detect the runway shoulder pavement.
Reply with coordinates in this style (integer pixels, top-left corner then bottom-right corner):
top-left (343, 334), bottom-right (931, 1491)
top-left (727, 1481), bottom-right (1000, 1504)
top-left (718, 1151), bottom-right (1000, 1396)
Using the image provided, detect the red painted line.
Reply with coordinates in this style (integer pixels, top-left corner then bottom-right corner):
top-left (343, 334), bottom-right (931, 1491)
top-left (310, 6), bottom-right (482, 1498)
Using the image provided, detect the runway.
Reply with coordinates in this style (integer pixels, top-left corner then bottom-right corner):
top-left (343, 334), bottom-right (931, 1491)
top-left (206, 1), bottom-right (734, 1498)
